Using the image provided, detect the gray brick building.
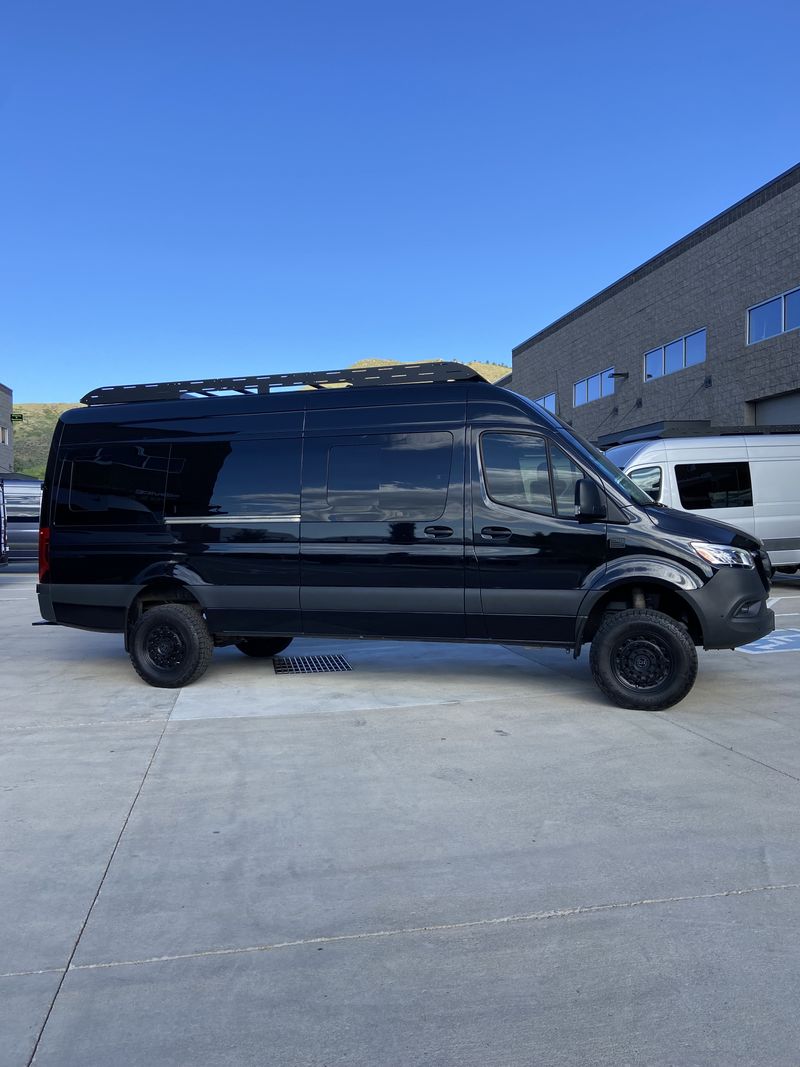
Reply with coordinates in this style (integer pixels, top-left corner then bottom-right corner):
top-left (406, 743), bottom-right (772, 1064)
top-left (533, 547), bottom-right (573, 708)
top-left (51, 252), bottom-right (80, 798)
top-left (0, 381), bottom-right (12, 474)
top-left (512, 163), bottom-right (800, 446)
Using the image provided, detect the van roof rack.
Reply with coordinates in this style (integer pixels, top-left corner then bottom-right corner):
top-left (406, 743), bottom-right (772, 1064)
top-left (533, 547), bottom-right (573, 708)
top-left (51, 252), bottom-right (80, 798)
top-left (80, 361), bottom-right (486, 406)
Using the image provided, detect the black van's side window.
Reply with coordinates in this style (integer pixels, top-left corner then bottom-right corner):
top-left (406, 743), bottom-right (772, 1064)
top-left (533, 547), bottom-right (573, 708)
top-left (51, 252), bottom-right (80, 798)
top-left (481, 433), bottom-right (553, 514)
top-left (324, 432), bottom-right (452, 520)
top-left (165, 439), bottom-right (301, 518)
top-left (675, 462), bottom-right (753, 510)
top-left (55, 445), bottom-right (170, 526)
top-left (550, 444), bottom-right (583, 517)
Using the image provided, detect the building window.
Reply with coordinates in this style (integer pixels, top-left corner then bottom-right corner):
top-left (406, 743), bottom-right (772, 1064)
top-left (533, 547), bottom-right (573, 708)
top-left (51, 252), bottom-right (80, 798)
top-left (534, 392), bottom-right (557, 413)
top-left (748, 286), bottom-right (800, 344)
top-left (573, 368), bottom-right (614, 407)
top-left (644, 328), bottom-right (706, 381)
top-left (0, 427), bottom-right (8, 445)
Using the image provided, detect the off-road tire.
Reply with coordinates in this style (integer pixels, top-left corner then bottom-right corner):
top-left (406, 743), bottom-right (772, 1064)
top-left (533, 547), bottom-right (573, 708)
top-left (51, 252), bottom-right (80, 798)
top-left (130, 603), bottom-right (213, 688)
top-left (235, 636), bottom-right (293, 658)
top-left (589, 608), bottom-right (698, 710)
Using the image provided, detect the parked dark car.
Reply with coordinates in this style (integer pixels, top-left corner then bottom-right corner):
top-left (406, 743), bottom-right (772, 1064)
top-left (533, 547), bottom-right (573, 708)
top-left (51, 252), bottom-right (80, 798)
top-left (36, 362), bottom-right (773, 709)
top-left (3, 476), bottom-right (43, 561)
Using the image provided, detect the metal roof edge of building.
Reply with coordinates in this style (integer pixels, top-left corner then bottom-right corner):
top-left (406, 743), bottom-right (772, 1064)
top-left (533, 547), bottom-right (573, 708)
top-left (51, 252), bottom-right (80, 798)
top-left (0, 382), bottom-right (12, 395)
top-left (513, 161), bottom-right (800, 356)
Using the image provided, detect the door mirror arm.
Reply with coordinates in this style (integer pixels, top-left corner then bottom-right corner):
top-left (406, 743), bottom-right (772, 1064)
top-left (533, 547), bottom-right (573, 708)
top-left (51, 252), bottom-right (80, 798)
top-left (575, 478), bottom-right (607, 522)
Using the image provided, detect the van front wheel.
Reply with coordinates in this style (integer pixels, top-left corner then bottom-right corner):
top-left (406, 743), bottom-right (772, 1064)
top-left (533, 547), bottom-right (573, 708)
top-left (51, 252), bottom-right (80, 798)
top-left (130, 603), bottom-right (213, 688)
top-left (589, 609), bottom-right (697, 710)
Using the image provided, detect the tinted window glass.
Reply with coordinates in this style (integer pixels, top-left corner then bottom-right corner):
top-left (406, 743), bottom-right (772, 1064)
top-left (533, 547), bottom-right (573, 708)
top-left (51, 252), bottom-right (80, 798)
top-left (166, 439), bottom-right (301, 518)
top-left (604, 443), bottom-right (648, 469)
top-left (645, 349), bottom-right (663, 379)
top-left (326, 432), bottom-right (452, 520)
top-left (574, 379), bottom-right (588, 406)
top-left (587, 374), bottom-right (601, 402)
top-left (629, 465), bottom-right (662, 501)
top-left (675, 462), bottom-right (753, 510)
top-left (748, 297), bottom-right (782, 343)
top-left (786, 289), bottom-right (800, 332)
top-left (56, 444), bottom-right (170, 526)
top-left (684, 329), bottom-right (706, 366)
top-left (481, 433), bottom-right (552, 514)
top-left (602, 369), bottom-right (615, 397)
top-left (550, 444), bottom-right (583, 517)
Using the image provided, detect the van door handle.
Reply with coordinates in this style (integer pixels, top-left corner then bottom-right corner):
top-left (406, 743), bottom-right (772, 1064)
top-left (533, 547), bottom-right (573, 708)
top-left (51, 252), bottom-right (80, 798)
top-left (424, 525), bottom-right (454, 539)
top-left (481, 526), bottom-right (512, 540)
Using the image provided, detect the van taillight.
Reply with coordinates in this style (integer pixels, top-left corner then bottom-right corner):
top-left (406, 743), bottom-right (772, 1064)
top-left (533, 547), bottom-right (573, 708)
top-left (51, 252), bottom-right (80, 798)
top-left (39, 526), bottom-right (50, 583)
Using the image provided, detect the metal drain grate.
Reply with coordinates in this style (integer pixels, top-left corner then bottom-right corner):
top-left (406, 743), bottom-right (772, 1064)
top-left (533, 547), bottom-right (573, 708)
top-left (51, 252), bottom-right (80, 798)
top-left (273, 653), bottom-right (352, 675)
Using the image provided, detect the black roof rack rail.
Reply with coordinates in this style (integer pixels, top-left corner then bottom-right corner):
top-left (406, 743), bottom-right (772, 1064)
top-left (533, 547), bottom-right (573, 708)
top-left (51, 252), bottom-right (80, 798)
top-left (80, 361), bottom-right (486, 406)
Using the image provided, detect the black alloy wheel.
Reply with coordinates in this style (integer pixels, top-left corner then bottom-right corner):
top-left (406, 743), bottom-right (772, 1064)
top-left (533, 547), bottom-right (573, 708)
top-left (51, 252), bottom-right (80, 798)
top-left (130, 603), bottom-right (213, 688)
top-left (589, 608), bottom-right (698, 710)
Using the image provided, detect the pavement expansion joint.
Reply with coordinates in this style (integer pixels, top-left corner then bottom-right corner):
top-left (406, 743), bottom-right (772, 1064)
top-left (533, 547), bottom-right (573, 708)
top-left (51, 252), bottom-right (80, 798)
top-left (23, 715), bottom-right (173, 1066)
top-left (657, 714), bottom-right (800, 783)
top-left (0, 717), bottom-right (169, 734)
top-left (3, 881), bottom-right (795, 981)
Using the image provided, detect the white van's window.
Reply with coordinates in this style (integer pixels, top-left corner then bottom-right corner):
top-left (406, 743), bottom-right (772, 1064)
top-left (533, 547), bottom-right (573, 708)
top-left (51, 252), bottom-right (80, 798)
top-left (629, 465), bottom-right (662, 502)
top-left (675, 462), bottom-right (753, 510)
top-left (325, 431), bottom-right (452, 521)
top-left (3, 485), bottom-right (42, 522)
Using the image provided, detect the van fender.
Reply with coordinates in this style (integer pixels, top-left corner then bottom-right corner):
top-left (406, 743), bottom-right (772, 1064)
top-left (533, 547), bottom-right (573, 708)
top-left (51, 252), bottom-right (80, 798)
top-left (573, 555), bottom-right (704, 655)
top-left (125, 563), bottom-right (210, 612)
top-left (121, 564), bottom-right (210, 650)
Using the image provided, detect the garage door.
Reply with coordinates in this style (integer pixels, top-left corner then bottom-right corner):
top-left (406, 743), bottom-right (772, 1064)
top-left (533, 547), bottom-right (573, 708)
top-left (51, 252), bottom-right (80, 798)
top-left (754, 390), bottom-right (800, 425)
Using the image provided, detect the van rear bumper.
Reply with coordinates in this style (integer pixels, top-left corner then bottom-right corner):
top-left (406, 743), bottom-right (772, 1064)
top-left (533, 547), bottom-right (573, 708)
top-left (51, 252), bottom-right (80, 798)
top-left (36, 583), bottom-right (131, 632)
top-left (684, 566), bottom-right (774, 650)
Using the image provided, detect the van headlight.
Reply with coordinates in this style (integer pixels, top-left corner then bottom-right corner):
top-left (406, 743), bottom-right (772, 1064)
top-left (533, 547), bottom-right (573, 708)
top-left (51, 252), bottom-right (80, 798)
top-left (690, 542), bottom-right (755, 568)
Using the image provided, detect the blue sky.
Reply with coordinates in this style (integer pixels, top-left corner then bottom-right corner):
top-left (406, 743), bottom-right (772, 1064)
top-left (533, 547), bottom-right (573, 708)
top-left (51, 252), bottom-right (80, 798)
top-left (2, 0), bottom-right (799, 401)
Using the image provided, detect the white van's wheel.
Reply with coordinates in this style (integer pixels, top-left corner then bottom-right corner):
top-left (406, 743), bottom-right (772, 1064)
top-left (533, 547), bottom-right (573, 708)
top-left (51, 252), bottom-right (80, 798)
top-left (130, 604), bottom-right (213, 688)
top-left (590, 609), bottom-right (697, 710)
top-left (235, 637), bottom-right (293, 658)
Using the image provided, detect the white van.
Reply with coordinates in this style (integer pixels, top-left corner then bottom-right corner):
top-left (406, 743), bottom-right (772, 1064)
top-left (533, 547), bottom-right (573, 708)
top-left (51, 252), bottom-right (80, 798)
top-left (605, 435), bottom-right (800, 573)
top-left (0, 481), bottom-right (8, 567)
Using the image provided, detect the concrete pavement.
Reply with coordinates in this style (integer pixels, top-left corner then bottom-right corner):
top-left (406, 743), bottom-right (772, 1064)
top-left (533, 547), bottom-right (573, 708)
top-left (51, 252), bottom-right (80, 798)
top-left (2, 565), bottom-right (800, 1066)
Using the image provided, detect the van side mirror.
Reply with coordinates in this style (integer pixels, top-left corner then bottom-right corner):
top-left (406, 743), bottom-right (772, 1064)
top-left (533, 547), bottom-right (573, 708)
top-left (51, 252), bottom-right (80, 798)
top-left (575, 478), bottom-right (606, 521)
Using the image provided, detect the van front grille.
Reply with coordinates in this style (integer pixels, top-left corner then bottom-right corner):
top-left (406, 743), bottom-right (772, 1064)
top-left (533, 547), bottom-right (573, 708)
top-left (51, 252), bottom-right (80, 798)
top-left (273, 653), bottom-right (352, 675)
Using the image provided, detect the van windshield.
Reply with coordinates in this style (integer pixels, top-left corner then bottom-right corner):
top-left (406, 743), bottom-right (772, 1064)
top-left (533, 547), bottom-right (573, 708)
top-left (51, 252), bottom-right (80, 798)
top-left (529, 405), bottom-right (655, 507)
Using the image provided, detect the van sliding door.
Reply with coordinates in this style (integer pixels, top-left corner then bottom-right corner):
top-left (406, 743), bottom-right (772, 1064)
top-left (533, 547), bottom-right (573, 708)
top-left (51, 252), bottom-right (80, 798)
top-left (300, 429), bottom-right (466, 639)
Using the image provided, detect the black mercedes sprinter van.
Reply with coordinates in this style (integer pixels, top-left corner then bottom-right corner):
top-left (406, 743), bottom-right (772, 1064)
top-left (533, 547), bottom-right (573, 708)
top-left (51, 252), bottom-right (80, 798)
top-left (36, 362), bottom-right (774, 709)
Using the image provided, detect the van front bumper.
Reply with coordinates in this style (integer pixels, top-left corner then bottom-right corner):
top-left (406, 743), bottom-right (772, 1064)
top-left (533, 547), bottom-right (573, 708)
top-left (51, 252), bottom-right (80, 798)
top-left (684, 566), bottom-right (774, 650)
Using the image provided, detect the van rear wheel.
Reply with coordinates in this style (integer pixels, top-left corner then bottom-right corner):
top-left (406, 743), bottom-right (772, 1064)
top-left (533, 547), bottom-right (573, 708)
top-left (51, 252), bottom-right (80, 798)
top-left (130, 603), bottom-right (213, 688)
top-left (589, 608), bottom-right (697, 710)
top-left (235, 637), bottom-right (292, 658)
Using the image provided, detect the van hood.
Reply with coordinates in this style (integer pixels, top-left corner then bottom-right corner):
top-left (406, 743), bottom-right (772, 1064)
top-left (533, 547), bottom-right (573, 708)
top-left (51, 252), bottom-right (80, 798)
top-left (642, 504), bottom-right (761, 551)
